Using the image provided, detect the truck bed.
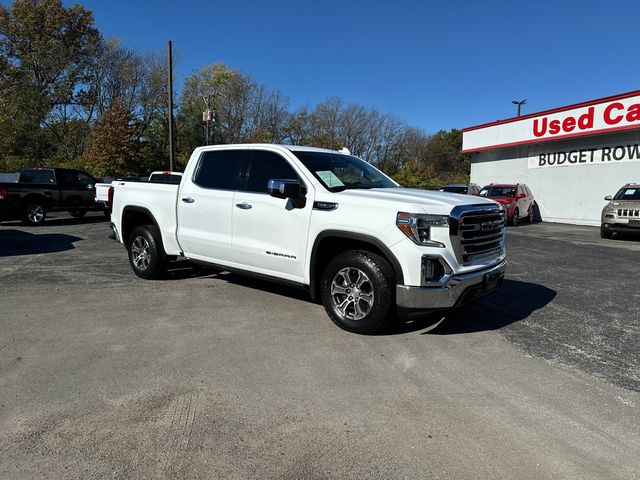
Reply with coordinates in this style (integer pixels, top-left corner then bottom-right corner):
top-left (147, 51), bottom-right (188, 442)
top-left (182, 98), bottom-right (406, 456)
top-left (110, 181), bottom-right (182, 254)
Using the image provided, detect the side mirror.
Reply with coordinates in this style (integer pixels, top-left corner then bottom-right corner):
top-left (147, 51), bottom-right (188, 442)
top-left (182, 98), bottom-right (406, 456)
top-left (267, 179), bottom-right (305, 207)
top-left (518, 193), bottom-right (526, 199)
top-left (604, 195), bottom-right (612, 201)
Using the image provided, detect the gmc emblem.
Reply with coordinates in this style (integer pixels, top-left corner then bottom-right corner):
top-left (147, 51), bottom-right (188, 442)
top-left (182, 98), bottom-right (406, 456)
top-left (481, 221), bottom-right (499, 232)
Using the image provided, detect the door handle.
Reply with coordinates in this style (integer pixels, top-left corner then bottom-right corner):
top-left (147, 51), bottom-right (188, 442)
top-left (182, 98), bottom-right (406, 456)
top-left (181, 196), bottom-right (195, 203)
top-left (235, 202), bottom-right (252, 210)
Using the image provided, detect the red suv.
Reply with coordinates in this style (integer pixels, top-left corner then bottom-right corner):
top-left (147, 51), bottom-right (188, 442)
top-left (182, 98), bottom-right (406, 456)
top-left (479, 183), bottom-right (535, 225)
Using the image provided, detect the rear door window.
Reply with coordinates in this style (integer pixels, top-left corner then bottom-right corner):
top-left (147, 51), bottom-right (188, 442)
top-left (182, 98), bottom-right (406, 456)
top-left (193, 150), bottom-right (247, 190)
top-left (20, 169), bottom-right (55, 184)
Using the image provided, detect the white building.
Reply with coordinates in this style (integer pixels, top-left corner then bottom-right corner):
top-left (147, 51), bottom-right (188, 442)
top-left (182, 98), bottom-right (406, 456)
top-left (462, 90), bottom-right (640, 226)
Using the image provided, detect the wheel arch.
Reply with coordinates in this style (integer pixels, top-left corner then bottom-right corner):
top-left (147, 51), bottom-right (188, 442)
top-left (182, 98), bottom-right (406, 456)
top-left (121, 206), bottom-right (161, 246)
top-left (309, 230), bottom-right (403, 300)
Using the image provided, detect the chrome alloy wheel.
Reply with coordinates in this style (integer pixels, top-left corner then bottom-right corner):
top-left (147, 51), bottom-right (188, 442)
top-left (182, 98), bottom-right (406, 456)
top-left (27, 205), bottom-right (44, 223)
top-left (131, 236), bottom-right (151, 271)
top-left (330, 267), bottom-right (375, 321)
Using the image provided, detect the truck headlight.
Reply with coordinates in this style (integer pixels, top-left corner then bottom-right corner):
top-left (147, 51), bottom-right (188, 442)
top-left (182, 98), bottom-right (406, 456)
top-left (396, 212), bottom-right (447, 247)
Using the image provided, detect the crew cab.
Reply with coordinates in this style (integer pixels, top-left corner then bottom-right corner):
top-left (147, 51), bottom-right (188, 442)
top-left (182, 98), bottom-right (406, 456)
top-left (0, 168), bottom-right (100, 225)
top-left (110, 144), bottom-right (507, 334)
top-left (478, 183), bottom-right (534, 226)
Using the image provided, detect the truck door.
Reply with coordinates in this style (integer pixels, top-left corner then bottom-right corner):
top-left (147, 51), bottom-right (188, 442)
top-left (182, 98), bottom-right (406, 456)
top-left (176, 149), bottom-right (247, 264)
top-left (231, 148), bottom-right (313, 282)
top-left (57, 170), bottom-right (92, 208)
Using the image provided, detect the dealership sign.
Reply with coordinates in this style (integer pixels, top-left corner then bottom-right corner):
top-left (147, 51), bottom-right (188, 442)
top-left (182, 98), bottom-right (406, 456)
top-left (462, 90), bottom-right (640, 153)
top-left (528, 143), bottom-right (640, 169)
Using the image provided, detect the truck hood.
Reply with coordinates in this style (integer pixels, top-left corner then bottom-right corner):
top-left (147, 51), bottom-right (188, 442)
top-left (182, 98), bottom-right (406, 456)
top-left (330, 188), bottom-right (498, 212)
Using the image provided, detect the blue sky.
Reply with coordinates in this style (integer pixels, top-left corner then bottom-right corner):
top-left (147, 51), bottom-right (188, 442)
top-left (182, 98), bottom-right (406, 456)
top-left (36, 1), bottom-right (640, 131)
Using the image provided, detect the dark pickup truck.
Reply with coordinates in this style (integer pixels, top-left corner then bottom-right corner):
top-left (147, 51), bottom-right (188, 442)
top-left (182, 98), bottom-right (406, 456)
top-left (0, 168), bottom-right (101, 225)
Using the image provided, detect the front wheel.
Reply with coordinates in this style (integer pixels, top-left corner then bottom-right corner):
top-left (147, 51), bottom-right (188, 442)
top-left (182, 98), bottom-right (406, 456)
top-left (320, 250), bottom-right (395, 334)
top-left (600, 225), bottom-right (613, 239)
top-left (509, 207), bottom-right (519, 226)
top-left (69, 209), bottom-right (87, 218)
top-left (127, 225), bottom-right (167, 279)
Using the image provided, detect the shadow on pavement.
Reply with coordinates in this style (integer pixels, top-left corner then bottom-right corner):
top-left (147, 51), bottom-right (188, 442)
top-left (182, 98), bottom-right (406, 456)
top-left (1, 215), bottom-right (108, 228)
top-left (0, 229), bottom-right (83, 257)
top-left (165, 262), bottom-right (557, 334)
top-left (165, 261), bottom-right (315, 303)
top-left (394, 279), bottom-right (557, 335)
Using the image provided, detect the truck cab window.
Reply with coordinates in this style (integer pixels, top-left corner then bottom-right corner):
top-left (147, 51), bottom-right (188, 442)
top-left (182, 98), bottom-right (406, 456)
top-left (242, 150), bottom-right (299, 193)
top-left (193, 150), bottom-right (245, 190)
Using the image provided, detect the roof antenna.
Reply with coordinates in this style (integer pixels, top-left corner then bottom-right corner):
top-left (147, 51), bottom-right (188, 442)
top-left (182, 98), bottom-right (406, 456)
top-left (339, 147), bottom-right (351, 155)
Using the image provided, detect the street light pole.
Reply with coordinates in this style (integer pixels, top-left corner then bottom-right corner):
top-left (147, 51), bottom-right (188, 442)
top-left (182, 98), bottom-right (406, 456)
top-left (167, 41), bottom-right (175, 171)
top-left (512, 99), bottom-right (527, 117)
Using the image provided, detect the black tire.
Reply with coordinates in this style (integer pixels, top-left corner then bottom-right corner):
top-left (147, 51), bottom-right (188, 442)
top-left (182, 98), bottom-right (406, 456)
top-left (600, 225), bottom-right (613, 239)
top-left (510, 207), bottom-right (519, 226)
top-left (103, 209), bottom-right (111, 220)
top-left (320, 250), bottom-right (395, 334)
top-left (21, 201), bottom-right (46, 226)
top-left (127, 225), bottom-right (167, 279)
top-left (526, 207), bottom-right (533, 223)
top-left (69, 209), bottom-right (87, 218)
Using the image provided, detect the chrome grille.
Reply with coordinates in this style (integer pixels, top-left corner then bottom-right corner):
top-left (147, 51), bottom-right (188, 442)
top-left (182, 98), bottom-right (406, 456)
top-left (617, 208), bottom-right (640, 218)
top-left (449, 205), bottom-right (505, 264)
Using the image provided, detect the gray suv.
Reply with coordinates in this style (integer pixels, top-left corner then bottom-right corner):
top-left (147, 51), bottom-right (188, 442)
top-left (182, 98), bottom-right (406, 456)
top-left (601, 183), bottom-right (640, 239)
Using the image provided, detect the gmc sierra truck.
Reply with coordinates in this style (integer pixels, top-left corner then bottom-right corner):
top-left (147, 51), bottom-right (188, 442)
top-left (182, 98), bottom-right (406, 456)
top-left (0, 168), bottom-right (100, 225)
top-left (110, 144), bottom-right (507, 334)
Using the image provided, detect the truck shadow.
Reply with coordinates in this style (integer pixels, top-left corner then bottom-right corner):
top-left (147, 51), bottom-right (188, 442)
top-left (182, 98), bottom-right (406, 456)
top-left (0, 229), bottom-right (82, 257)
top-left (166, 262), bottom-right (315, 302)
top-left (397, 279), bottom-right (557, 335)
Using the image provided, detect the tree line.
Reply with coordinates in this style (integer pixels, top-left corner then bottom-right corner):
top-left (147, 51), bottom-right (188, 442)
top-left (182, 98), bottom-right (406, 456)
top-left (0, 0), bottom-right (470, 188)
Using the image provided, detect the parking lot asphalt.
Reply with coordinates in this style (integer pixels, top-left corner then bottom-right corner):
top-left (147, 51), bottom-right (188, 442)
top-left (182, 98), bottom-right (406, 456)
top-left (1, 213), bottom-right (639, 479)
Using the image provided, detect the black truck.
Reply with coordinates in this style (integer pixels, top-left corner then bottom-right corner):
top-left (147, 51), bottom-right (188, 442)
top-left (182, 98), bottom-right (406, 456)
top-left (0, 168), bottom-right (101, 226)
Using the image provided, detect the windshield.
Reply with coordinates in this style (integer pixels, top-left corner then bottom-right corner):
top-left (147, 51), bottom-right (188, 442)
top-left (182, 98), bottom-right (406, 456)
top-left (613, 187), bottom-right (640, 201)
top-left (440, 186), bottom-right (468, 194)
top-left (291, 151), bottom-right (398, 192)
top-left (479, 186), bottom-right (516, 198)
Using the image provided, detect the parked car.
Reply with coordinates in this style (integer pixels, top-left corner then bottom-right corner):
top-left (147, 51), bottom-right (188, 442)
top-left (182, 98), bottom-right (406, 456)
top-left (600, 183), bottom-right (640, 239)
top-left (0, 167), bottom-right (101, 225)
top-left (109, 144), bottom-right (506, 334)
top-left (438, 184), bottom-right (480, 195)
top-left (478, 183), bottom-right (534, 226)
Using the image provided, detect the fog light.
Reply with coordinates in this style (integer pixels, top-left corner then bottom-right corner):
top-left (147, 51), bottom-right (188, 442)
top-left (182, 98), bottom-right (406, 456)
top-left (421, 256), bottom-right (452, 285)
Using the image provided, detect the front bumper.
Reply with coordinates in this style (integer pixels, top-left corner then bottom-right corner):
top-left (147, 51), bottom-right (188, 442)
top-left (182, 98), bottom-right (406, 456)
top-left (601, 221), bottom-right (640, 233)
top-left (396, 259), bottom-right (506, 311)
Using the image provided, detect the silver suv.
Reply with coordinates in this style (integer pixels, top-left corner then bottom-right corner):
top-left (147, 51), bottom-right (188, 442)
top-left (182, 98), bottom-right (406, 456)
top-left (601, 183), bottom-right (640, 239)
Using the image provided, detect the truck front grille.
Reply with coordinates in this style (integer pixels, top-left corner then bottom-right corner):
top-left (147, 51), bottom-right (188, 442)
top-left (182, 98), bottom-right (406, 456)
top-left (617, 208), bottom-right (640, 218)
top-left (449, 205), bottom-right (505, 265)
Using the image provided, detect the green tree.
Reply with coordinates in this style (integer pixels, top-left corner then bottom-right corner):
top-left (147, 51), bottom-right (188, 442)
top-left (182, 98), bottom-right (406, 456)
top-left (0, 0), bottom-right (100, 163)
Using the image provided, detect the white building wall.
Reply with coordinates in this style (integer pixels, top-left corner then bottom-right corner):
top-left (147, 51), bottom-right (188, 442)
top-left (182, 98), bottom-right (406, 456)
top-left (470, 130), bottom-right (640, 226)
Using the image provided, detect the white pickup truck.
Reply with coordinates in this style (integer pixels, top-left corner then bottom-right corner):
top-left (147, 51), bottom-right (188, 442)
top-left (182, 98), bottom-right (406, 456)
top-left (109, 144), bottom-right (506, 334)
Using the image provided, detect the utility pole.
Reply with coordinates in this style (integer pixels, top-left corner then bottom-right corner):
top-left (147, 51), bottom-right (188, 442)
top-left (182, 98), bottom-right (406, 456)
top-left (167, 41), bottom-right (175, 171)
top-left (512, 99), bottom-right (527, 117)
top-left (202, 92), bottom-right (217, 145)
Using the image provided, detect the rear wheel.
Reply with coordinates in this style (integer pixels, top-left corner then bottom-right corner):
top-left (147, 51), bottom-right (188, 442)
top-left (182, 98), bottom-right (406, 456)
top-left (127, 225), bottom-right (167, 279)
top-left (320, 250), bottom-right (395, 334)
top-left (22, 202), bottom-right (46, 226)
top-left (526, 206), bottom-right (533, 223)
top-left (69, 209), bottom-right (87, 218)
top-left (600, 225), bottom-right (613, 239)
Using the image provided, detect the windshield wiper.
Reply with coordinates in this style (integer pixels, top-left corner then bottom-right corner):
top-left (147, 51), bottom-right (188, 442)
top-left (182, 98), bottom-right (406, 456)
top-left (328, 185), bottom-right (347, 192)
